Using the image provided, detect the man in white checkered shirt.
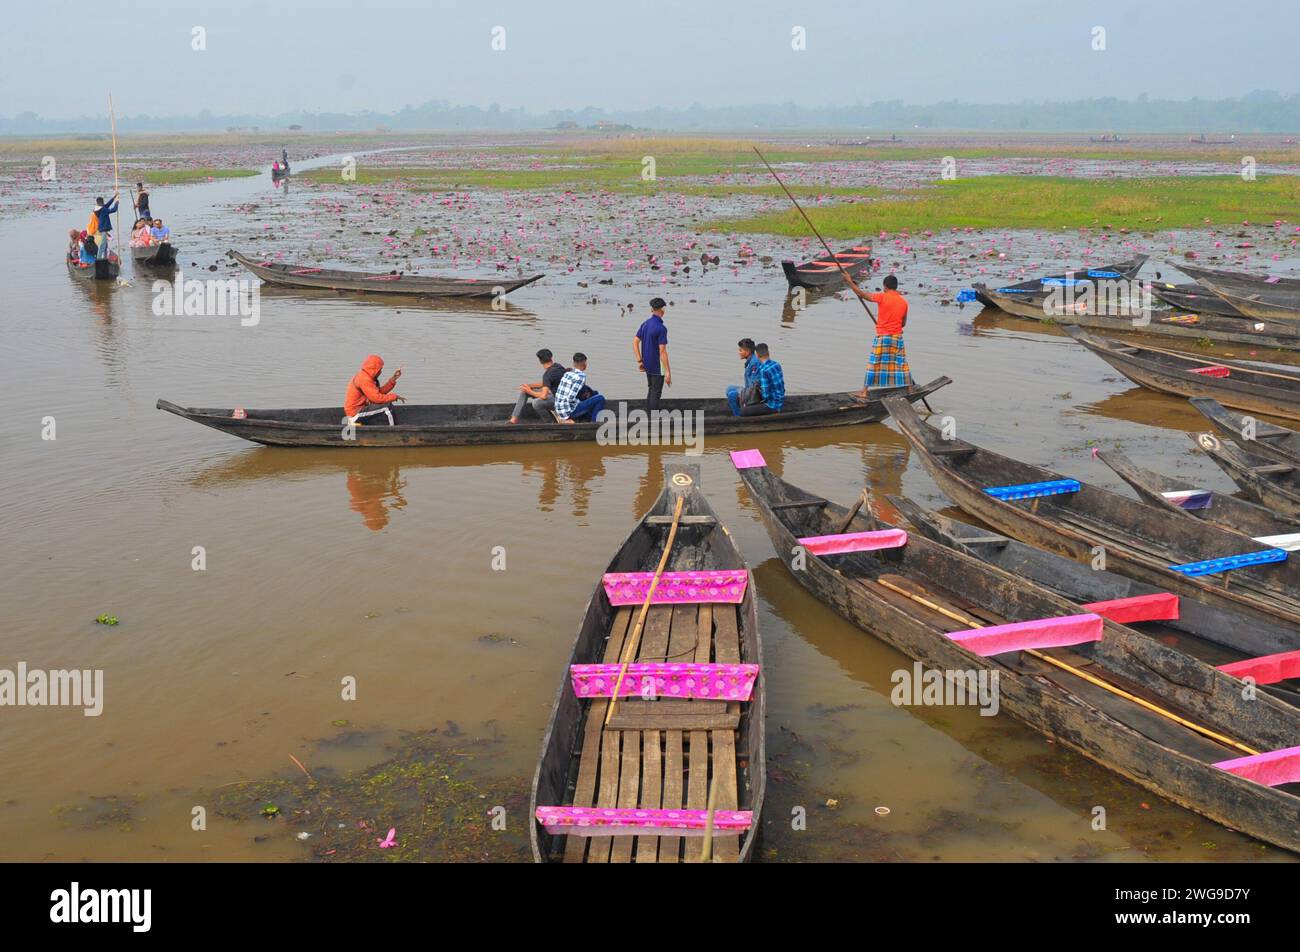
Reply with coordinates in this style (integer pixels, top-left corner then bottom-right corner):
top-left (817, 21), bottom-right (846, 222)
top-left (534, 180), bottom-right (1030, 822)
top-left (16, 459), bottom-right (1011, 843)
top-left (553, 353), bottom-right (607, 423)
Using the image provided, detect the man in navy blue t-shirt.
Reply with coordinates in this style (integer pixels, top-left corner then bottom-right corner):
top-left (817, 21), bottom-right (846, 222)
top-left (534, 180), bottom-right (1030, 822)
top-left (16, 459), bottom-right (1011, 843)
top-left (633, 297), bottom-right (671, 412)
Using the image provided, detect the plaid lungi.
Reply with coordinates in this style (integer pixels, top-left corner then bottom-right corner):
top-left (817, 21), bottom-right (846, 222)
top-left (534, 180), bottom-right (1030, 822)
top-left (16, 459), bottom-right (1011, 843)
top-left (864, 334), bottom-right (910, 389)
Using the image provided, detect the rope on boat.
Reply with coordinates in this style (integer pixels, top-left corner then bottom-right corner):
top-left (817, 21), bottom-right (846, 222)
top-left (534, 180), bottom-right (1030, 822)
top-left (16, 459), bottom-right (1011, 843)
top-left (604, 493), bottom-right (686, 726)
top-left (872, 578), bottom-right (1259, 756)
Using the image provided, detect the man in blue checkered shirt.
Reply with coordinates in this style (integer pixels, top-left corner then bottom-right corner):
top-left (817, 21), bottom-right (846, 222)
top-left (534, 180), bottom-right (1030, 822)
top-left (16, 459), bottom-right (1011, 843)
top-left (738, 343), bottom-right (784, 416)
top-left (553, 353), bottom-right (607, 423)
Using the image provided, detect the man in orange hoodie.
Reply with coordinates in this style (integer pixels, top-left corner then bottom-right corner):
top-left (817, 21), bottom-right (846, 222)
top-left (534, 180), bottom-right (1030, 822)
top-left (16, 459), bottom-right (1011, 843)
top-left (343, 354), bottom-right (404, 425)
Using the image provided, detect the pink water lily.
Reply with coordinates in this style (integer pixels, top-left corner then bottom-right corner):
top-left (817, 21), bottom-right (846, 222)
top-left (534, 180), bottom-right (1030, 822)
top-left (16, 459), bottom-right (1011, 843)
top-left (378, 828), bottom-right (397, 848)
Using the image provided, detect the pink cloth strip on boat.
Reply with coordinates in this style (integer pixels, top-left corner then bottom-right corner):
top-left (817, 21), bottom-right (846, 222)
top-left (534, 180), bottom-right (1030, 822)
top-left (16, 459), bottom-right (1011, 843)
top-left (1081, 592), bottom-right (1180, 624)
top-left (1217, 650), bottom-right (1300, 686)
top-left (947, 613), bottom-right (1104, 657)
top-left (570, 663), bottom-right (758, 700)
top-left (363, 274), bottom-right (404, 281)
top-left (602, 571), bottom-right (748, 605)
top-left (798, 529), bottom-right (908, 555)
top-left (730, 449), bottom-right (767, 469)
top-left (289, 268), bottom-right (323, 275)
top-left (1190, 365), bottom-right (1231, 378)
top-left (535, 806), bottom-right (752, 835)
top-left (1214, 745), bottom-right (1300, 788)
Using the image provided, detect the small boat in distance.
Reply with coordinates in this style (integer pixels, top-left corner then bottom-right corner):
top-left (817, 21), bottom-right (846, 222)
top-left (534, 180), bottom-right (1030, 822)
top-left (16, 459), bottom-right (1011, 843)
top-left (530, 462), bottom-right (764, 863)
top-left (781, 243), bottom-right (873, 291)
top-left (271, 162), bottom-right (290, 180)
top-left (228, 250), bottom-right (544, 299)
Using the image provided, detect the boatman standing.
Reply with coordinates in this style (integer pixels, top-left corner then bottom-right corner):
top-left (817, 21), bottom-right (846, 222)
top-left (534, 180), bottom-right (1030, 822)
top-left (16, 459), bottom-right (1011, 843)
top-left (633, 297), bottom-right (671, 413)
top-left (343, 354), bottom-right (404, 426)
top-left (133, 182), bottom-right (151, 222)
top-left (850, 273), bottom-right (910, 398)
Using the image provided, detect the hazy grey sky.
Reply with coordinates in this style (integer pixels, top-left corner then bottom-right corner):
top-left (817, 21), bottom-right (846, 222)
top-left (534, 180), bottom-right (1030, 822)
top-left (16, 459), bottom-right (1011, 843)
top-left (4, 0), bottom-right (1298, 117)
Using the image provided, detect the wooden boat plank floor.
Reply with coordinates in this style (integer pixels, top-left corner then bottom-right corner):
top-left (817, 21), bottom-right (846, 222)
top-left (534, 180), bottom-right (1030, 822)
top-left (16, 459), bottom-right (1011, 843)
top-left (560, 600), bottom-right (744, 863)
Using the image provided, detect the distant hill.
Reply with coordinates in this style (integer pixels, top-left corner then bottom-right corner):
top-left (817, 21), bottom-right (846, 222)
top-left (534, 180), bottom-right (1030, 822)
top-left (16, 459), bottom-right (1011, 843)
top-left (3, 91), bottom-right (1299, 135)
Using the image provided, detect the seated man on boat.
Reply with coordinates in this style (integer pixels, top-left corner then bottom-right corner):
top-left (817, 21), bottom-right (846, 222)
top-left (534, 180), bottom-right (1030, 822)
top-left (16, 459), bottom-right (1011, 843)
top-left (150, 218), bottom-right (171, 243)
top-left (850, 273), bottom-right (910, 398)
top-left (342, 354), bottom-right (404, 426)
top-left (725, 337), bottom-right (761, 416)
top-left (509, 348), bottom-right (568, 423)
top-left (736, 343), bottom-right (784, 416)
top-left (553, 353), bottom-right (606, 424)
top-left (67, 229), bottom-right (83, 260)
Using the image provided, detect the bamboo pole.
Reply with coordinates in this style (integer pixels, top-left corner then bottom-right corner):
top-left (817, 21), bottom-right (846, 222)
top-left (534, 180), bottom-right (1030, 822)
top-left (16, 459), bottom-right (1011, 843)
top-left (752, 145), bottom-right (934, 411)
top-left (108, 93), bottom-right (126, 283)
top-left (872, 577), bottom-right (1259, 756)
top-left (604, 493), bottom-right (686, 725)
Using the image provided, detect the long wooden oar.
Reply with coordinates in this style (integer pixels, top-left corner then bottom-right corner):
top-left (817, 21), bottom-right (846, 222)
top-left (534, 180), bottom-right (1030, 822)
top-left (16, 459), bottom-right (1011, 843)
top-left (752, 145), bottom-right (934, 412)
top-left (108, 93), bottom-right (127, 286)
top-left (873, 577), bottom-right (1258, 756)
top-left (604, 493), bottom-right (686, 725)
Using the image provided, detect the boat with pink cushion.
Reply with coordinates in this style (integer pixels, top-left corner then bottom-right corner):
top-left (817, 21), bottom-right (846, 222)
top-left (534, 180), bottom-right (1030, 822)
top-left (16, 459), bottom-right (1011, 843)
top-left (530, 461), bottom-right (765, 863)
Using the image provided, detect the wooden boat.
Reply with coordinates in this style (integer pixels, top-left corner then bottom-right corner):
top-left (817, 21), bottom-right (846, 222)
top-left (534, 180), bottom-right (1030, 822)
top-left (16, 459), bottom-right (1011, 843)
top-left (1150, 281), bottom-right (1244, 318)
top-left (883, 394), bottom-right (1300, 628)
top-left (890, 497), bottom-right (1299, 664)
top-left (1195, 432), bottom-right (1300, 520)
top-left (1180, 263), bottom-right (1300, 321)
top-left (530, 461), bottom-right (764, 863)
top-left (733, 451), bottom-right (1300, 852)
top-left (1089, 134), bottom-right (1128, 143)
top-left (155, 376), bottom-right (950, 448)
top-left (229, 250), bottom-right (543, 298)
top-left (132, 241), bottom-right (177, 268)
top-left (1065, 327), bottom-right (1300, 421)
top-left (1094, 446), bottom-right (1298, 538)
top-left (66, 253), bottom-right (121, 281)
top-left (1193, 397), bottom-right (1300, 467)
top-left (972, 255), bottom-right (1147, 310)
top-left (781, 243), bottom-right (873, 291)
top-left (979, 287), bottom-right (1300, 349)
top-left (1179, 262), bottom-right (1300, 295)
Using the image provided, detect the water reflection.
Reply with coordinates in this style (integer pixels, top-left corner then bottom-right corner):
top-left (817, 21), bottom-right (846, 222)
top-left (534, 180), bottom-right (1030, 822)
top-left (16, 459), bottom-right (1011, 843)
top-left (346, 463), bottom-right (407, 530)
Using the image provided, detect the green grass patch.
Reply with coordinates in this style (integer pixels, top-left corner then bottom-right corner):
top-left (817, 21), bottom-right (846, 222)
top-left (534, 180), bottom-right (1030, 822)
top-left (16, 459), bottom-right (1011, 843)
top-left (142, 168), bottom-right (259, 184)
top-left (710, 174), bottom-right (1300, 235)
top-left (300, 157), bottom-right (885, 196)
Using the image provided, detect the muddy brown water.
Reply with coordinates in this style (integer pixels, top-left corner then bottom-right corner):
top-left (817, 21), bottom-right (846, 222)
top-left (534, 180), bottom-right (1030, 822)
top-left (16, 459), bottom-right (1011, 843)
top-left (3, 150), bottom-right (1296, 863)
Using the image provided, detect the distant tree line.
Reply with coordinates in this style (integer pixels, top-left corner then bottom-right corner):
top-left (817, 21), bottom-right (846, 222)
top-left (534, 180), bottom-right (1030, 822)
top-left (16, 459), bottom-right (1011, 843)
top-left (3, 90), bottom-right (1298, 134)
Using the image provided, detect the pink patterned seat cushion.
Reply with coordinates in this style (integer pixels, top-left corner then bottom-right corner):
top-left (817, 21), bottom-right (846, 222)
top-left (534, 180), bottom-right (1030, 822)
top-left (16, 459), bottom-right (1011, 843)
top-left (570, 663), bottom-right (758, 700)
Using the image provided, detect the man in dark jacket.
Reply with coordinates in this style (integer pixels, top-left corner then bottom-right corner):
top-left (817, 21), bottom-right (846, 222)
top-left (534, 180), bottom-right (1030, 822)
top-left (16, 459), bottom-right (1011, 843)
top-left (92, 193), bottom-right (119, 259)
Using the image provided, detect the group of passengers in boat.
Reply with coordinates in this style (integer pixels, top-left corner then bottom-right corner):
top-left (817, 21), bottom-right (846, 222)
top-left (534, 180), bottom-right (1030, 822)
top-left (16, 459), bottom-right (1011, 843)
top-left (67, 181), bottom-right (166, 267)
top-left (67, 191), bottom-right (120, 266)
top-left (337, 275), bottom-right (907, 426)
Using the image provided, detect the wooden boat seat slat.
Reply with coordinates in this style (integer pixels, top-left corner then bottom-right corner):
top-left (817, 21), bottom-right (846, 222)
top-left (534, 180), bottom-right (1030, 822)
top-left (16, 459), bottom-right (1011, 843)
top-left (711, 602), bottom-right (743, 862)
top-left (644, 514), bottom-right (717, 526)
top-left (562, 608), bottom-right (634, 864)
